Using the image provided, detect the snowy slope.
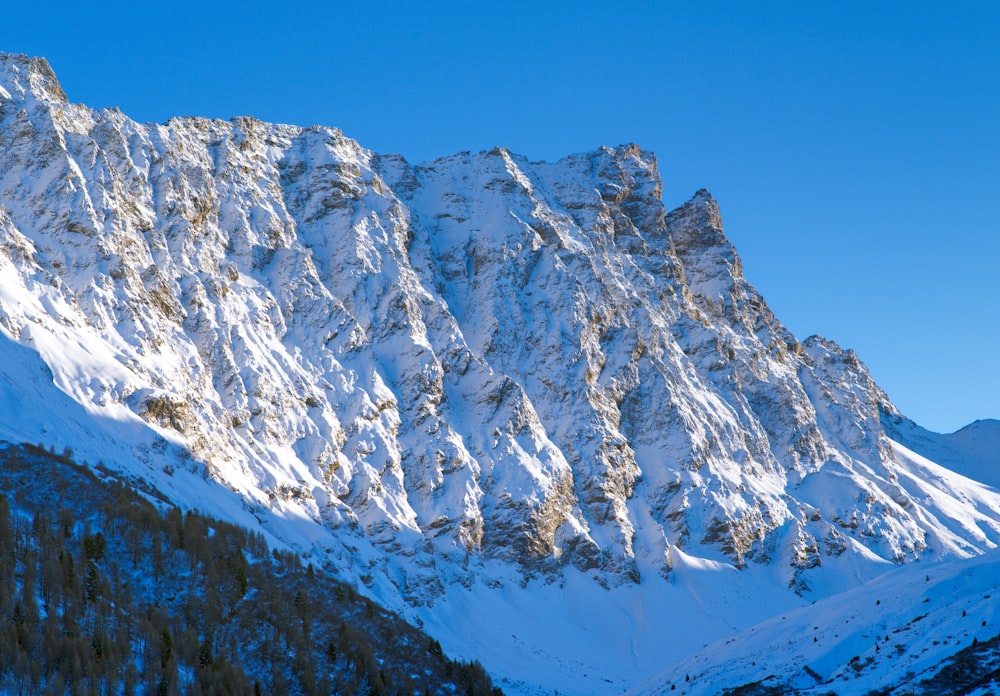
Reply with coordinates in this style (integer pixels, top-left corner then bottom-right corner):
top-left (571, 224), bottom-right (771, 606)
top-left (2, 51), bottom-right (1000, 694)
top-left (0, 308), bottom-right (359, 564)
top-left (415, 436), bottom-right (1000, 695)
top-left (886, 414), bottom-right (1000, 490)
top-left (631, 537), bottom-right (1000, 695)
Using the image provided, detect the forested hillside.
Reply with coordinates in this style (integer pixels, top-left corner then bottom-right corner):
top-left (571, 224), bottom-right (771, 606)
top-left (0, 441), bottom-right (501, 696)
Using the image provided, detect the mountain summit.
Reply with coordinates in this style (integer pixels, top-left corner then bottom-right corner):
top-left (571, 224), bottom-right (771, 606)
top-left (1, 52), bottom-right (997, 694)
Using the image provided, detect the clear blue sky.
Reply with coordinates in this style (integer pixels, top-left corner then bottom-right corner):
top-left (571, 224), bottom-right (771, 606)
top-left (4, 1), bottom-right (998, 433)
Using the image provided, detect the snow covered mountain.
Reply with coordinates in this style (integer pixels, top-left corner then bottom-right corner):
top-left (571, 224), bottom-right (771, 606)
top-left (1, 52), bottom-right (998, 694)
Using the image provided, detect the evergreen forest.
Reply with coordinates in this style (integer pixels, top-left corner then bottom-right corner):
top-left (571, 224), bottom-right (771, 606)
top-left (0, 441), bottom-right (502, 696)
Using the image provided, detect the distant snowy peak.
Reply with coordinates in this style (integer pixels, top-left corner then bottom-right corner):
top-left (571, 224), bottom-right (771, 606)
top-left (949, 419), bottom-right (1000, 466)
top-left (883, 414), bottom-right (1000, 489)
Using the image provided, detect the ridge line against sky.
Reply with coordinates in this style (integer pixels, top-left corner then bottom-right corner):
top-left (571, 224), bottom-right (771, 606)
top-left (3, 1), bottom-right (997, 433)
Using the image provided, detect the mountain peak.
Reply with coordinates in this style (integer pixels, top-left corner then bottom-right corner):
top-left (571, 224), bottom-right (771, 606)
top-left (667, 188), bottom-right (721, 232)
top-left (0, 52), bottom-right (67, 105)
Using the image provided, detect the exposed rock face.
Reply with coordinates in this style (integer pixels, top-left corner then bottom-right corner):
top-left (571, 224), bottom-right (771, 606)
top-left (1, 51), bottom-right (999, 613)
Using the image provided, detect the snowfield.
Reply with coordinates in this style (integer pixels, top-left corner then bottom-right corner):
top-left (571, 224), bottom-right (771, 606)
top-left (631, 542), bottom-right (1000, 695)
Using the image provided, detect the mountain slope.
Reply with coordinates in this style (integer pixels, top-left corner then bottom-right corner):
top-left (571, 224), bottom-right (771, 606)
top-left (630, 542), bottom-right (1000, 695)
top-left (885, 415), bottom-right (1000, 490)
top-left (1, 52), bottom-right (998, 694)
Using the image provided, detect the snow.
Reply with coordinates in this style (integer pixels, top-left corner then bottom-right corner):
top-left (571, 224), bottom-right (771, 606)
top-left (417, 555), bottom-right (807, 696)
top-left (887, 414), bottom-right (1000, 490)
top-left (630, 547), bottom-right (1000, 695)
